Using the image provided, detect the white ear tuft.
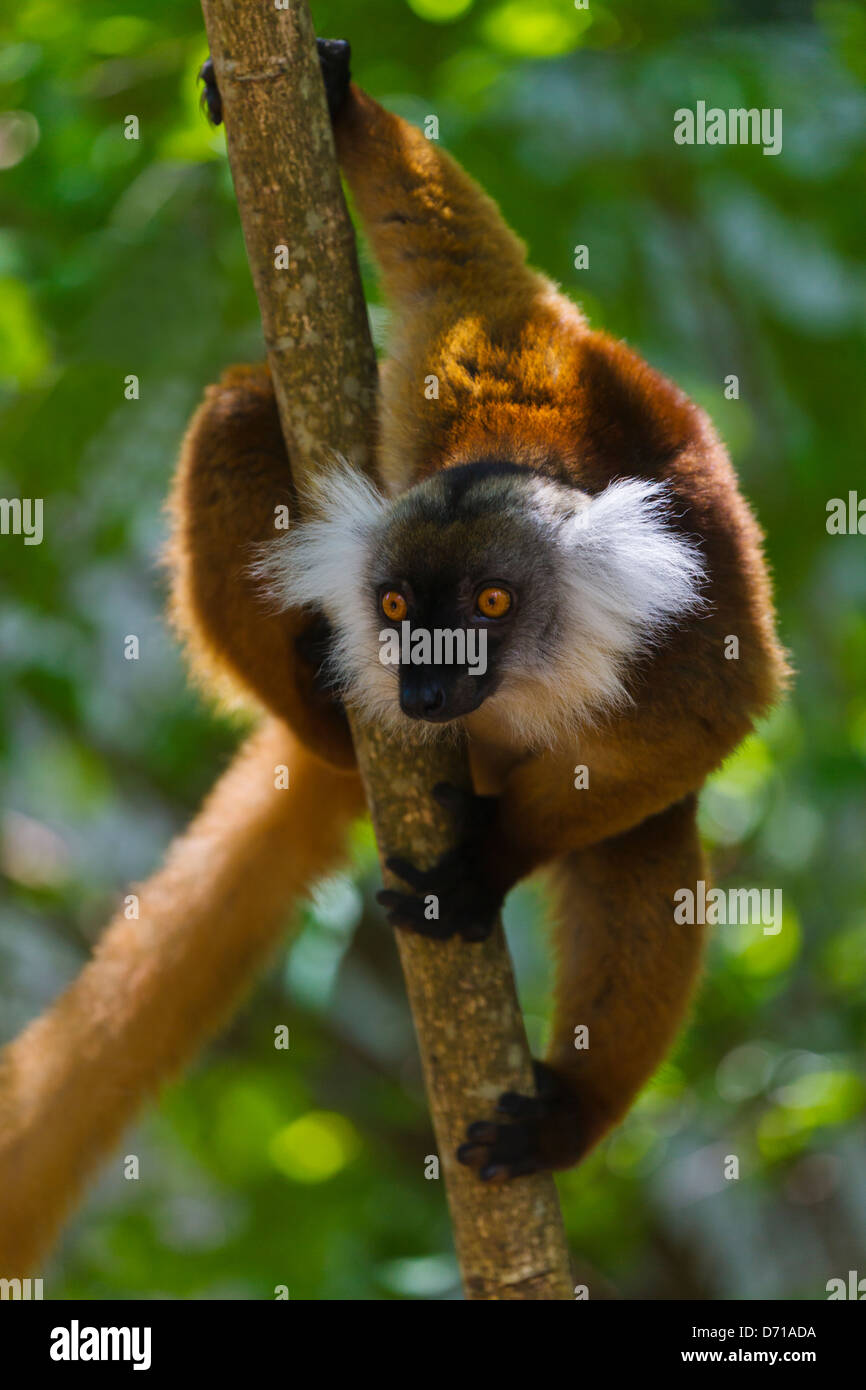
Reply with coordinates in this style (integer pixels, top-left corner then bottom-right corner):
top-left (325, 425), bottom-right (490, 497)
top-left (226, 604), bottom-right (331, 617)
top-left (568, 478), bottom-right (706, 648)
top-left (249, 461), bottom-right (397, 715)
top-left (491, 478), bottom-right (707, 749)
top-left (252, 460), bottom-right (388, 614)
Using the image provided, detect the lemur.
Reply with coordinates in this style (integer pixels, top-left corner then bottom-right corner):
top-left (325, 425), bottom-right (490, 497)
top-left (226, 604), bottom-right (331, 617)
top-left (0, 39), bottom-right (787, 1272)
top-left (183, 41), bottom-right (787, 1179)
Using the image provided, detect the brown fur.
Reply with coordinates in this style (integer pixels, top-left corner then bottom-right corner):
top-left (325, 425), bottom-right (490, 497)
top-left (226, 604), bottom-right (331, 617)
top-left (168, 84), bottom-right (786, 1162)
top-left (0, 79), bottom-right (789, 1268)
top-left (0, 724), bottom-right (363, 1272)
top-left (167, 365), bottom-right (355, 766)
top-left (167, 85), bottom-right (785, 1156)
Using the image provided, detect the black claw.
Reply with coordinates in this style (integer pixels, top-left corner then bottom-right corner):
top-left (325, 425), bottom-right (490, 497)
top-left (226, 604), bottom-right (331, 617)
top-left (457, 1126), bottom-right (539, 1180)
top-left (316, 37), bottom-right (351, 119)
top-left (479, 1163), bottom-right (510, 1183)
top-left (378, 780), bottom-right (504, 943)
top-left (384, 855), bottom-right (429, 892)
top-left (457, 1065), bottom-right (580, 1181)
top-left (457, 1115), bottom-right (537, 1176)
top-left (496, 1090), bottom-right (536, 1119)
top-left (198, 37), bottom-right (350, 130)
top-left (376, 888), bottom-right (424, 920)
top-left (377, 889), bottom-right (455, 939)
top-left (199, 57), bottom-right (222, 126)
top-left (466, 1121), bottom-right (498, 1143)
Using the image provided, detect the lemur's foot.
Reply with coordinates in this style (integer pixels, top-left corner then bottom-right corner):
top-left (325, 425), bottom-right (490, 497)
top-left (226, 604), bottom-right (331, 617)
top-left (199, 38), bottom-right (351, 128)
top-left (457, 1061), bottom-right (585, 1180)
top-left (376, 782), bottom-right (502, 943)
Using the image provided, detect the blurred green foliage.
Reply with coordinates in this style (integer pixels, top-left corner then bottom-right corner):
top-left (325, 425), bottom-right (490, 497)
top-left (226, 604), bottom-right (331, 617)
top-left (1, 0), bottom-right (865, 1300)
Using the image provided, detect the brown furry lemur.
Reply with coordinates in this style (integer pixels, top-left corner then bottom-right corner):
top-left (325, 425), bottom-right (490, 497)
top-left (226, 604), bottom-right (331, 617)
top-left (0, 39), bottom-right (787, 1268)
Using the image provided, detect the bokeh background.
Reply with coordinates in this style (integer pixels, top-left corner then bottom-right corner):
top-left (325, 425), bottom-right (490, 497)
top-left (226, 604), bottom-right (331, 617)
top-left (1, 0), bottom-right (865, 1300)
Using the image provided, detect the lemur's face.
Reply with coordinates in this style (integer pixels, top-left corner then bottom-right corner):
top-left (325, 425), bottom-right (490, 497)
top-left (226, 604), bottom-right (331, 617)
top-left (265, 459), bottom-right (705, 750)
top-left (374, 571), bottom-right (509, 724)
top-left (370, 463), bottom-right (563, 726)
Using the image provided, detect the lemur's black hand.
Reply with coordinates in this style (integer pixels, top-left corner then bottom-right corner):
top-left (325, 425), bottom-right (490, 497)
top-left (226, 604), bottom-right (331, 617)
top-left (198, 38), bottom-right (351, 129)
top-left (457, 1060), bottom-right (586, 1181)
top-left (377, 782), bottom-right (504, 943)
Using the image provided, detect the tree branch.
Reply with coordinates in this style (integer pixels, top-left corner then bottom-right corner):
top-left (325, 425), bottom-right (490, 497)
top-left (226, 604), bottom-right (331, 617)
top-left (200, 0), bottom-right (572, 1300)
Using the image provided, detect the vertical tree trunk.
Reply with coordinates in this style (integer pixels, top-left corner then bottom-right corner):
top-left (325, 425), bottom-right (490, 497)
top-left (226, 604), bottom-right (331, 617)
top-left (200, 0), bottom-right (573, 1300)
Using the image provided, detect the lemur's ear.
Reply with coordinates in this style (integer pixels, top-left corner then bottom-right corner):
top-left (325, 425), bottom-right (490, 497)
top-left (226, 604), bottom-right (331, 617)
top-left (573, 336), bottom-right (699, 481)
top-left (254, 462), bottom-right (388, 618)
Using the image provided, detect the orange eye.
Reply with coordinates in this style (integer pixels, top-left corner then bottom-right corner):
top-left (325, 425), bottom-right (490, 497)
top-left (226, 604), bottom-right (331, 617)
top-left (476, 586), bottom-right (512, 619)
top-left (381, 590), bottom-right (408, 622)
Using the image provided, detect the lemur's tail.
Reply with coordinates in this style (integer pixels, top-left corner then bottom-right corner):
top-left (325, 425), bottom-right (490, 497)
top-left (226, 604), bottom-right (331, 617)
top-left (0, 720), bottom-right (363, 1273)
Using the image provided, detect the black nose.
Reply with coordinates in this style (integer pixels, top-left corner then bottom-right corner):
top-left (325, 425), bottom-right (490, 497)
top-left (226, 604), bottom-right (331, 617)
top-left (400, 678), bottom-right (447, 721)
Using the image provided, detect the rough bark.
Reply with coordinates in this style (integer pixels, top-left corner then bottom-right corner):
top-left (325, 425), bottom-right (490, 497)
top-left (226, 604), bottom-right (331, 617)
top-left (200, 0), bottom-right (573, 1300)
